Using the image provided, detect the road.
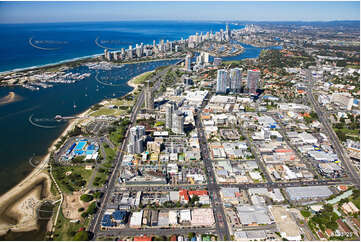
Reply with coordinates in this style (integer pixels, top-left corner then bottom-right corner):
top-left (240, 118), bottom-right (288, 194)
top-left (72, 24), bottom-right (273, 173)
top-left (290, 211), bottom-right (317, 241)
top-left (306, 71), bottom-right (360, 187)
top-left (240, 128), bottom-right (273, 183)
top-left (97, 227), bottom-right (216, 237)
top-left (269, 113), bottom-right (318, 178)
top-left (195, 95), bottom-right (231, 241)
top-left (89, 63), bottom-right (181, 239)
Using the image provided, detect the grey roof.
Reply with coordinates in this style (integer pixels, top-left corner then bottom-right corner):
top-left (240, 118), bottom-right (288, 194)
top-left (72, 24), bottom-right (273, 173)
top-left (236, 205), bottom-right (272, 225)
top-left (220, 187), bottom-right (239, 198)
top-left (169, 191), bottom-right (179, 202)
top-left (286, 186), bottom-right (333, 201)
top-left (217, 169), bottom-right (228, 177)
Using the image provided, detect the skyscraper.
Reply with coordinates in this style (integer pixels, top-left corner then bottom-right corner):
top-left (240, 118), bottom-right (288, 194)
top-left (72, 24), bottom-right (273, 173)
top-left (172, 110), bottom-right (184, 134)
top-left (196, 52), bottom-right (209, 66)
top-left (247, 69), bottom-right (260, 95)
top-left (136, 44), bottom-right (143, 58)
top-left (225, 24), bottom-right (230, 41)
top-left (216, 69), bottom-right (228, 94)
top-left (203, 52), bottom-right (209, 64)
top-left (128, 126), bottom-right (146, 154)
top-left (144, 80), bottom-right (154, 110)
top-left (230, 68), bottom-right (242, 93)
top-left (165, 102), bottom-right (176, 129)
top-left (185, 54), bottom-right (192, 71)
top-left (113, 51), bottom-right (118, 61)
top-left (104, 49), bottom-right (111, 61)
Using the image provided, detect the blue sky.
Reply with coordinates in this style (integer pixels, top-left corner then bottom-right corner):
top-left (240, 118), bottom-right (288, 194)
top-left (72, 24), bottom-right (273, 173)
top-left (0, 1), bottom-right (359, 23)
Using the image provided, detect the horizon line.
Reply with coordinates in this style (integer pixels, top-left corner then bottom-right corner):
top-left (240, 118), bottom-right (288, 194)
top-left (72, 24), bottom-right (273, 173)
top-left (0, 19), bottom-right (360, 25)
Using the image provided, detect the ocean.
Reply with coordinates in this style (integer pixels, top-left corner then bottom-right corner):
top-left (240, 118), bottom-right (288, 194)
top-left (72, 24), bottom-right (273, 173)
top-left (0, 21), bottom-right (274, 196)
top-left (0, 21), bottom-right (234, 73)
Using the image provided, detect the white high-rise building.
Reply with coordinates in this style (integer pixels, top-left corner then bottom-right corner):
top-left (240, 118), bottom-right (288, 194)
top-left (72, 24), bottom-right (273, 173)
top-left (196, 52), bottom-right (209, 65)
top-left (216, 69), bottom-right (228, 94)
top-left (128, 126), bottom-right (146, 154)
top-left (230, 68), bottom-right (242, 93)
top-left (203, 52), bottom-right (209, 64)
top-left (104, 49), bottom-right (111, 61)
top-left (247, 69), bottom-right (260, 95)
top-left (136, 45), bottom-right (143, 58)
top-left (172, 110), bottom-right (184, 134)
top-left (144, 80), bottom-right (154, 110)
top-left (165, 102), bottom-right (176, 129)
top-left (113, 51), bottom-right (118, 61)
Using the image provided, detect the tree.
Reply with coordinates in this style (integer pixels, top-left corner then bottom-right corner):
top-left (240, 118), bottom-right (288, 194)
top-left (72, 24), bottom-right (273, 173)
top-left (190, 195), bottom-right (200, 205)
top-left (188, 232), bottom-right (196, 239)
top-left (335, 130), bottom-right (346, 142)
top-left (72, 155), bottom-right (85, 163)
top-left (80, 194), bottom-right (94, 202)
top-left (301, 209), bottom-right (311, 218)
top-left (73, 230), bottom-right (89, 241)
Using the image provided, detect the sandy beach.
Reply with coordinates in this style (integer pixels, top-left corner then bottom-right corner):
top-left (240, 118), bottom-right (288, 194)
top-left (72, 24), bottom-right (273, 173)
top-left (0, 107), bottom-right (90, 236)
top-left (0, 68), bottom-right (152, 237)
top-left (127, 70), bottom-right (154, 92)
top-left (0, 92), bottom-right (22, 106)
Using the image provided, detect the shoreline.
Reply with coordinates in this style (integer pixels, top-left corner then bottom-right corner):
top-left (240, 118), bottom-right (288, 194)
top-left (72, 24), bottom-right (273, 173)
top-left (0, 53), bottom-right (103, 75)
top-left (0, 69), bottom-right (150, 237)
top-left (0, 103), bottom-right (90, 236)
top-left (127, 70), bottom-right (154, 91)
top-left (0, 53), bottom-right (181, 77)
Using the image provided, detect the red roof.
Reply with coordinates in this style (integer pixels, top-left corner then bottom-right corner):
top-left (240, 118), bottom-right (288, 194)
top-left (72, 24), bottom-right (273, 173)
top-left (275, 149), bottom-right (292, 153)
top-left (189, 190), bottom-right (208, 196)
top-left (352, 217), bottom-right (360, 227)
top-left (338, 185), bottom-right (348, 191)
top-left (179, 189), bottom-right (189, 201)
top-left (337, 219), bottom-right (351, 232)
top-left (134, 236), bottom-right (153, 241)
top-left (325, 229), bottom-right (333, 236)
top-left (317, 231), bottom-right (325, 239)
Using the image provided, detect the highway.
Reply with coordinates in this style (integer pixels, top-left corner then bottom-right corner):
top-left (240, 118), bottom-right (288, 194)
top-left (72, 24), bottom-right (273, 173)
top-left (195, 95), bottom-right (231, 241)
top-left (88, 64), bottom-right (177, 238)
top-left (306, 71), bottom-right (360, 187)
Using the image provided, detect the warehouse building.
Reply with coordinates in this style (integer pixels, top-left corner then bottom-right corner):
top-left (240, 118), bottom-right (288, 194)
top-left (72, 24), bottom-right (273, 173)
top-left (285, 186), bottom-right (333, 201)
top-left (129, 211), bottom-right (143, 228)
top-left (236, 205), bottom-right (273, 226)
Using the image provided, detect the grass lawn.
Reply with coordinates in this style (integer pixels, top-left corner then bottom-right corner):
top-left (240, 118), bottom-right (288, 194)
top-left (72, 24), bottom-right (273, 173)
top-left (346, 65), bottom-right (360, 69)
top-left (53, 166), bottom-right (93, 194)
top-left (90, 108), bottom-right (116, 117)
top-left (132, 71), bottom-right (154, 85)
top-left (93, 170), bottom-right (108, 187)
top-left (334, 128), bottom-right (360, 141)
top-left (104, 146), bottom-right (116, 161)
top-left (109, 99), bottom-right (134, 107)
top-left (89, 107), bottom-right (129, 117)
top-left (223, 60), bottom-right (241, 65)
